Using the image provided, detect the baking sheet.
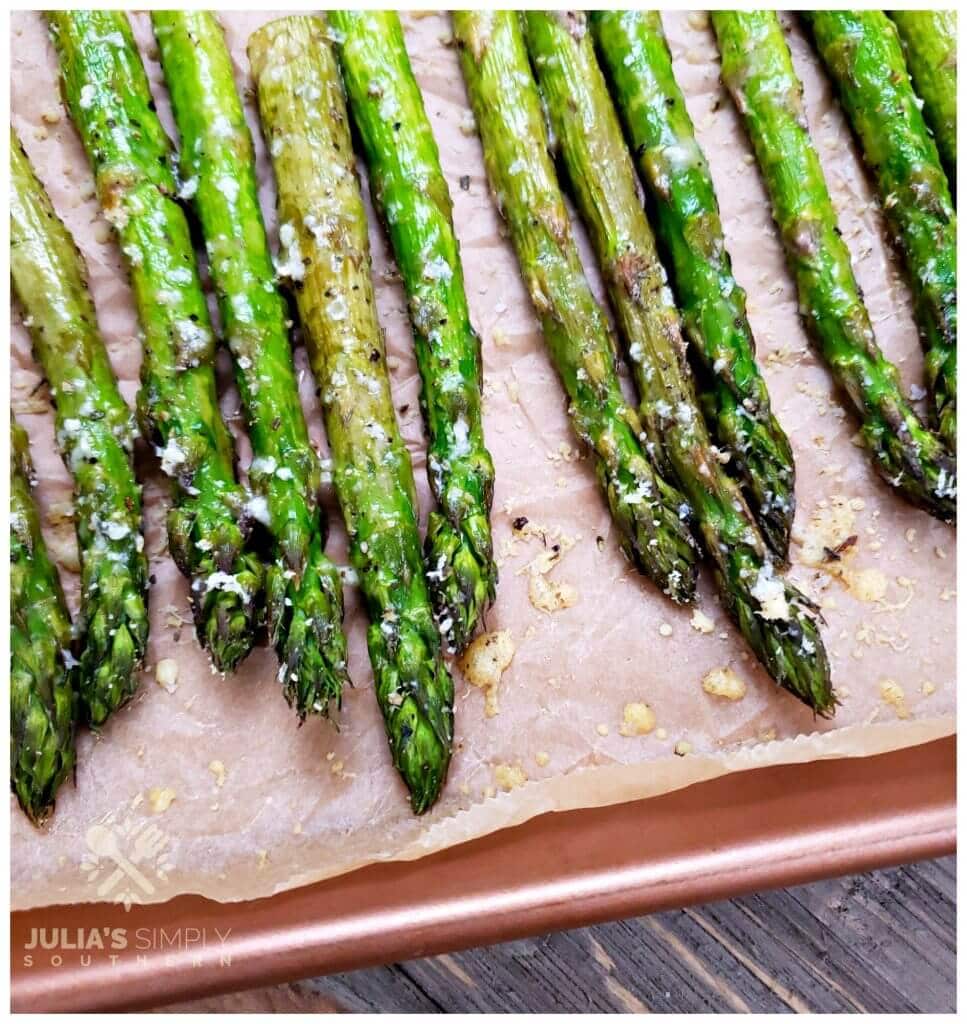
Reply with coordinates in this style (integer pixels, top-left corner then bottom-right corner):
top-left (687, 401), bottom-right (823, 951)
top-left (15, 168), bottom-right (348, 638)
top-left (10, 10), bottom-right (955, 912)
top-left (11, 737), bottom-right (955, 1013)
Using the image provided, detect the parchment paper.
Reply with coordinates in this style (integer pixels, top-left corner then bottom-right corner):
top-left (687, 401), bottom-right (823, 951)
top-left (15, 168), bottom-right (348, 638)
top-left (11, 10), bottom-right (955, 911)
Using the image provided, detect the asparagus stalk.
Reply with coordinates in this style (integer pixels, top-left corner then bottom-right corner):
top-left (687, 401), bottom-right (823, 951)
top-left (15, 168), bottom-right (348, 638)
top-left (10, 420), bottom-right (78, 824)
top-left (328, 10), bottom-right (496, 654)
top-left (711, 11), bottom-right (956, 523)
top-left (152, 11), bottom-right (349, 716)
top-left (888, 10), bottom-right (957, 180)
top-left (591, 10), bottom-right (796, 561)
top-left (804, 11), bottom-right (957, 454)
top-left (523, 12), bottom-right (832, 712)
top-left (48, 11), bottom-right (264, 671)
top-left (453, 10), bottom-right (700, 603)
top-left (11, 134), bottom-right (149, 726)
top-left (249, 15), bottom-right (454, 813)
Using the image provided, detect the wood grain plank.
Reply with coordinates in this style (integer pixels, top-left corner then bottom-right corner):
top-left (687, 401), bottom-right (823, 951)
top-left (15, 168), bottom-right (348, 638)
top-left (157, 857), bottom-right (955, 1013)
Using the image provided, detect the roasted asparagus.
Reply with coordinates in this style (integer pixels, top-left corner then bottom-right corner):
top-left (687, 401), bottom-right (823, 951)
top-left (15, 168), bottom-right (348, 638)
top-left (329, 10), bottom-right (496, 654)
top-left (11, 419), bottom-right (78, 823)
top-left (11, 132), bottom-right (149, 726)
top-left (453, 9), bottom-right (700, 604)
top-left (249, 15), bottom-right (454, 812)
top-left (711, 10), bottom-right (956, 522)
top-left (524, 10), bottom-right (833, 713)
top-left (49, 10), bottom-right (264, 671)
top-left (153, 10), bottom-right (349, 715)
top-left (591, 10), bottom-right (796, 560)
top-left (805, 10), bottom-right (957, 454)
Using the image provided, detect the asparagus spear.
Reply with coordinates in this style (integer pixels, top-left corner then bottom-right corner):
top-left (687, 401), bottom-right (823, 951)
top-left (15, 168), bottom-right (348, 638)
top-left (804, 11), bottom-right (957, 454)
top-left (888, 10), bottom-right (957, 180)
top-left (453, 10), bottom-right (700, 603)
top-left (523, 11), bottom-right (833, 712)
top-left (328, 10), bottom-right (496, 654)
top-left (11, 420), bottom-right (78, 824)
top-left (11, 133), bottom-right (149, 726)
top-left (591, 10), bottom-right (795, 561)
top-left (152, 11), bottom-right (349, 717)
top-left (48, 10), bottom-right (264, 671)
top-left (249, 15), bottom-right (454, 813)
top-left (711, 11), bottom-right (956, 523)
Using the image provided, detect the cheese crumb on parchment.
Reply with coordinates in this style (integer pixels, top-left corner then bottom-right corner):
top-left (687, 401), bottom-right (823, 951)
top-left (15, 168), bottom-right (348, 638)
top-left (208, 760), bottom-right (227, 788)
top-left (535, 751), bottom-right (550, 767)
top-left (701, 666), bottom-right (747, 702)
top-left (459, 629), bottom-right (515, 717)
top-left (619, 702), bottom-right (657, 737)
top-left (147, 787), bottom-right (176, 814)
top-left (674, 740), bottom-right (693, 757)
top-left (523, 540), bottom-right (579, 613)
top-left (690, 609), bottom-right (715, 634)
top-left (879, 678), bottom-right (910, 719)
top-left (494, 762), bottom-right (527, 792)
top-left (155, 658), bottom-right (179, 693)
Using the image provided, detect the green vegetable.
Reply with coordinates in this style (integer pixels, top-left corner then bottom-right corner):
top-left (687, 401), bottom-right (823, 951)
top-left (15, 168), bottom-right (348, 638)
top-left (49, 10), bottom-right (264, 671)
top-left (712, 11), bottom-right (956, 523)
top-left (329, 10), bottom-right (496, 653)
top-left (10, 419), bottom-right (78, 824)
top-left (453, 10), bottom-right (700, 604)
top-left (11, 132), bottom-right (149, 726)
top-left (523, 11), bottom-right (833, 713)
top-left (249, 15), bottom-right (454, 813)
top-left (805, 10), bottom-right (956, 454)
top-left (889, 10), bottom-right (957, 180)
top-left (152, 10), bottom-right (349, 716)
top-left (591, 10), bottom-right (795, 560)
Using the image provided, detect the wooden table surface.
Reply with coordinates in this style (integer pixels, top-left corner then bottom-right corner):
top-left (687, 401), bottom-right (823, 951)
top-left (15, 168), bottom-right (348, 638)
top-left (159, 856), bottom-right (954, 1013)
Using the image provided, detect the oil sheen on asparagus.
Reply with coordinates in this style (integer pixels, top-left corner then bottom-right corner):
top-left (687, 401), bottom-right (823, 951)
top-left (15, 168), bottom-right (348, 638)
top-left (329, 10), bottom-right (496, 654)
top-left (49, 10), bottom-right (264, 671)
top-left (591, 10), bottom-right (795, 561)
top-left (153, 10), bottom-right (350, 716)
top-left (11, 420), bottom-right (77, 824)
top-left (524, 11), bottom-right (832, 713)
top-left (11, 133), bottom-right (149, 726)
top-left (249, 15), bottom-right (454, 813)
top-left (711, 11), bottom-right (956, 523)
top-left (805, 10), bottom-right (957, 454)
top-left (453, 10), bottom-right (700, 605)
top-left (888, 10), bottom-right (957, 180)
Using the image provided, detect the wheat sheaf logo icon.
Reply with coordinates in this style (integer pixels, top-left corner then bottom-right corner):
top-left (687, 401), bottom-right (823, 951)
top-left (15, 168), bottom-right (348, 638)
top-left (80, 809), bottom-right (176, 910)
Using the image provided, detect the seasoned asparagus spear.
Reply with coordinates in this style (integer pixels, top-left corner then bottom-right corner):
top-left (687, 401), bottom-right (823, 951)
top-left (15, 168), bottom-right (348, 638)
top-left (152, 10), bottom-right (349, 716)
top-left (523, 11), bottom-right (833, 712)
top-left (711, 11), bottom-right (956, 522)
top-left (804, 11), bottom-right (957, 454)
top-left (888, 10), bottom-right (957, 180)
top-left (11, 420), bottom-right (77, 824)
top-left (328, 10), bottom-right (496, 654)
top-left (249, 15), bottom-right (454, 813)
top-left (49, 11), bottom-right (263, 671)
top-left (591, 10), bottom-right (795, 561)
top-left (453, 10), bottom-right (700, 603)
top-left (11, 134), bottom-right (149, 726)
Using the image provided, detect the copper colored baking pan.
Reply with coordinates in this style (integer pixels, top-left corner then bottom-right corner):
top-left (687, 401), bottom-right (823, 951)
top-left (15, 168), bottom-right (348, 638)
top-left (11, 735), bottom-right (955, 1013)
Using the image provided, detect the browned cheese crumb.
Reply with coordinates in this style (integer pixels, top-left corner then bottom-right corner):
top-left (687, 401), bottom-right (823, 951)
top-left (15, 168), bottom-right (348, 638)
top-left (147, 787), bottom-right (176, 814)
top-left (459, 629), bottom-right (515, 717)
top-left (619, 702), bottom-right (657, 737)
top-left (494, 762), bottom-right (527, 792)
top-left (879, 678), bottom-right (910, 719)
top-left (701, 666), bottom-right (747, 702)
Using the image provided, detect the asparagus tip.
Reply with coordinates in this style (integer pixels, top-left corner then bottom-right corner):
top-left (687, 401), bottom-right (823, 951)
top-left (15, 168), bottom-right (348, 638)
top-left (425, 511), bottom-right (496, 654)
